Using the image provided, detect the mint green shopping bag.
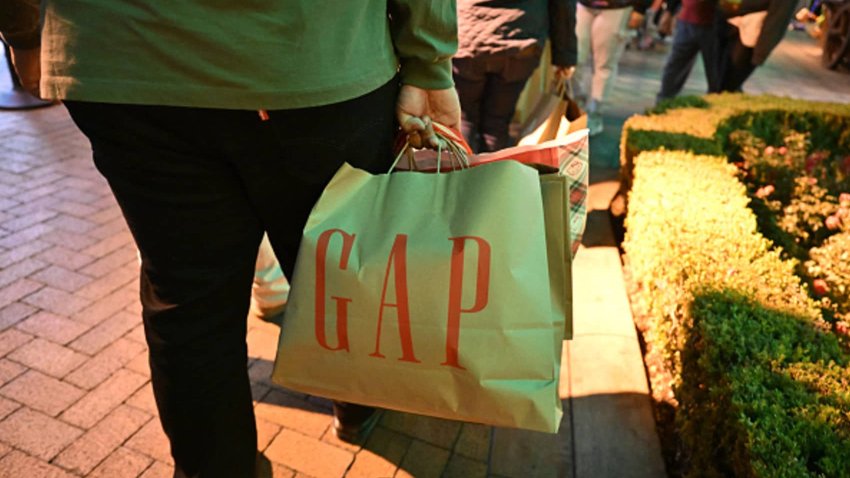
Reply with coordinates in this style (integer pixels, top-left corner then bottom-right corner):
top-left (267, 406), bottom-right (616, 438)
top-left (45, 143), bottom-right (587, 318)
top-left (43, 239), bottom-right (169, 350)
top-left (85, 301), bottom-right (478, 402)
top-left (271, 157), bottom-right (564, 433)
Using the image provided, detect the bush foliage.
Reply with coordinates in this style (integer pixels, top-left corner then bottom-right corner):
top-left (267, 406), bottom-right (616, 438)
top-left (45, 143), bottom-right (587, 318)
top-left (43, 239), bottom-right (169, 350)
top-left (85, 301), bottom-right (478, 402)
top-left (621, 94), bottom-right (850, 477)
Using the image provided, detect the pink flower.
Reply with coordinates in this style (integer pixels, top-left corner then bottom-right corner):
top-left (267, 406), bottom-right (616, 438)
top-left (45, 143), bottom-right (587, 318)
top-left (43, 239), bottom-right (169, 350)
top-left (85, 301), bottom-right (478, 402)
top-left (812, 279), bottom-right (830, 296)
top-left (777, 146), bottom-right (788, 155)
top-left (764, 146), bottom-right (775, 155)
top-left (825, 215), bottom-right (841, 230)
top-left (837, 321), bottom-right (849, 337)
top-left (755, 185), bottom-right (775, 198)
top-left (840, 192), bottom-right (850, 206)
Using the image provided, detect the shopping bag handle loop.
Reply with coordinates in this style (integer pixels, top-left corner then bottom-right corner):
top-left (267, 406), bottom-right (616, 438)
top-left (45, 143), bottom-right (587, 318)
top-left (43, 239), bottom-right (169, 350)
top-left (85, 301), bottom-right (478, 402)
top-left (391, 125), bottom-right (472, 173)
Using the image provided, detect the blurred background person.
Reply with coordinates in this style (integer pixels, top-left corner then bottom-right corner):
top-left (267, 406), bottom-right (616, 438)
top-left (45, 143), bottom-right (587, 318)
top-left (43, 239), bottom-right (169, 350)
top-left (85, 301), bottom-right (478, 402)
top-left (715, 0), bottom-right (797, 92)
top-left (656, 0), bottom-right (720, 104)
top-left (453, 0), bottom-right (578, 153)
top-left (574, 0), bottom-right (651, 135)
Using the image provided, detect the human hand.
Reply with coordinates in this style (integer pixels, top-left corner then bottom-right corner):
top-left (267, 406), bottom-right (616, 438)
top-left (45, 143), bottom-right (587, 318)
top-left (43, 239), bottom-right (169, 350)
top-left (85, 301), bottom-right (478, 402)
top-left (627, 11), bottom-right (645, 30)
top-left (396, 85), bottom-right (461, 149)
top-left (9, 47), bottom-right (41, 97)
top-left (658, 11), bottom-right (675, 36)
top-left (553, 65), bottom-right (575, 82)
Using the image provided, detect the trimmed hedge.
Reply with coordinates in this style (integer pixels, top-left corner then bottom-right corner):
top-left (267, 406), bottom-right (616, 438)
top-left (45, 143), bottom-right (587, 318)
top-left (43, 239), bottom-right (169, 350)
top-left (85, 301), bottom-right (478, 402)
top-left (621, 95), bottom-right (850, 477)
top-left (618, 94), bottom-right (850, 207)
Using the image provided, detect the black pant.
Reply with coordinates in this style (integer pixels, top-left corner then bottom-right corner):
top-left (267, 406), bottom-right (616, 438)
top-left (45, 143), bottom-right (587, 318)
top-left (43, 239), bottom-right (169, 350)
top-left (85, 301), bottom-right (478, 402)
top-left (65, 78), bottom-right (399, 478)
top-left (453, 53), bottom-right (540, 153)
top-left (714, 21), bottom-right (758, 92)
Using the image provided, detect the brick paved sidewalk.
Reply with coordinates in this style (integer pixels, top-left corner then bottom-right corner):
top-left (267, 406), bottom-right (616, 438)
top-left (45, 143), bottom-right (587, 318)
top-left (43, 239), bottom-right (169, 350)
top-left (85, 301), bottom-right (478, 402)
top-left (0, 102), bottom-right (519, 477)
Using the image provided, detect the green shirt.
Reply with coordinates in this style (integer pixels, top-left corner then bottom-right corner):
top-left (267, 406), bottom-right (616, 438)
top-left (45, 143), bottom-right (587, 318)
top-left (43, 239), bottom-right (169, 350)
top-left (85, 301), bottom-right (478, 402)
top-left (2, 0), bottom-right (457, 109)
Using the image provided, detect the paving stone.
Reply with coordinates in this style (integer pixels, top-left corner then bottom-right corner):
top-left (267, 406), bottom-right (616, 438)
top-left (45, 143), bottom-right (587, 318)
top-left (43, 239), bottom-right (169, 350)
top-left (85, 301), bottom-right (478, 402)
top-left (81, 230), bottom-right (133, 260)
top-left (125, 418), bottom-right (172, 463)
top-left (125, 382), bottom-right (157, 414)
top-left (54, 404), bottom-right (151, 475)
top-left (79, 247), bottom-right (135, 280)
top-left (453, 423), bottom-right (491, 462)
top-left (30, 265), bottom-right (94, 292)
top-left (379, 411), bottom-right (461, 449)
top-left (0, 328), bottom-right (31, 357)
top-left (36, 245), bottom-right (96, 270)
top-left (72, 286), bottom-right (138, 325)
top-left (0, 407), bottom-right (83, 460)
top-left (139, 461), bottom-right (175, 478)
top-left (0, 359), bottom-right (25, 386)
top-left (0, 225), bottom-right (53, 252)
top-left (0, 450), bottom-right (77, 478)
top-left (271, 464), bottom-right (296, 478)
top-left (346, 427), bottom-right (412, 478)
top-left (0, 278), bottom-right (43, 310)
top-left (346, 449), bottom-right (399, 478)
top-left (69, 310), bottom-right (139, 355)
top-left (0, 395), bottom-right (20, 421)
top-left (0, 370), bottom-right (84, 416)
top-left (396, 439), bottom-right (450, 478)
top-left (254, 389), bottom-right (332, 438)
top-left (0, 257), bottom-right (48, 289)
top-left (247, 328), bottom-right (279, 362)
top-left (88, 206), bottom-right (123, 225)
top-left (16, 311), bottom-right (90, 345)
top-left (256, 418), bottom-right (282, 452)
top-left (65, 337), bottom-right (146, 389)
top-left (85, 445), bottom-right (152, 478)
top-left (7, 337), bottom-right (88, 378)
top-left (0, 302), bottom-right (36, 330)
top-left (125, 350), bottom-right (151, 378)
top-left (265, 428), bottom-right (354, 478)
top-left (442, 454), bottom-right (487, 478)
top-left (126, 323), bottom-right (147, 344)
top-left (49, 199), bottom-right (99, 218)
top-left (74, 265), bottom-right (137, 300)
top-left (251, 383), bottom-right (271, 403)
top-left (39, 229), bottom-right (99, 251)
top-left (0, 209), bottom-right (58, 232)
top-left (44, 214), bottom-right (96, 235)
top-left (54, 187), bottom-right (102, 205)
top-left (248, 356), bottom-right (275, 387)
top-left (23, 286), bottom-right (91, 316)
top-left (60, 368), bottom-right (147, 428)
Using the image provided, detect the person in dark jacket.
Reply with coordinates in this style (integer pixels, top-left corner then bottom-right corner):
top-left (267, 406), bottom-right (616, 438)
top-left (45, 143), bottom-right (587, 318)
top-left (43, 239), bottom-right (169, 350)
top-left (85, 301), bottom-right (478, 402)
top-left (715, 0), bottom-right (797, 91)
top-left (655, 0), bottom-right (720, 104)
top-left (454, 0), bottom-right (578, 153)
top-left (574, 0), bottom-right (650, 135)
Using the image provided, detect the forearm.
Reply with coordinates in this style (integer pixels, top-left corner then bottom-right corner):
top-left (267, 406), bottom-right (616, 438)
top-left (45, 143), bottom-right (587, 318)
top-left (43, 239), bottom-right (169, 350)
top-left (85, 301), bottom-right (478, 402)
top-left (549, 0), bottom-right (578, 67)
top-left (752, 0), bottom-right (796, 64)
top-left (388, 0), bottom-right (457, 89)
top-left (0, 0), bottom-right (41, 49)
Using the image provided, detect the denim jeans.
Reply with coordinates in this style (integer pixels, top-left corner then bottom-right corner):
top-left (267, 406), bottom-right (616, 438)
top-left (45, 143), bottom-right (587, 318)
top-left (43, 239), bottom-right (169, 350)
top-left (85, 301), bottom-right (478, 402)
top-left (656, 19), bottom-right (720, 102)
top-left (64, 77), bottom-right (399, 478)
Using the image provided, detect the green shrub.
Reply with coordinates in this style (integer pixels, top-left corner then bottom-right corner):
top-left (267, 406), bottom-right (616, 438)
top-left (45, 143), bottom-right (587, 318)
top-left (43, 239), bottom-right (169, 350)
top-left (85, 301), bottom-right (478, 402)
top-left (621, 94), bottom-right (850, 477)
top-left (624, 151), bottom-right (819, 379)
top-left (648, 95), bottom-right (710, 115)
top-left (680, 291), bottom-right (850, 478)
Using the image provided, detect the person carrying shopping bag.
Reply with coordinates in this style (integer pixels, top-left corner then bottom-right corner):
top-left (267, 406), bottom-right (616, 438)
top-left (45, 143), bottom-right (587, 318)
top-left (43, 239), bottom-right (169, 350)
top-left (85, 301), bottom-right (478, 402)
top-left (1, 1), bottom-right (460, 477)
top-left (453, 0), bottom-right (578, 153)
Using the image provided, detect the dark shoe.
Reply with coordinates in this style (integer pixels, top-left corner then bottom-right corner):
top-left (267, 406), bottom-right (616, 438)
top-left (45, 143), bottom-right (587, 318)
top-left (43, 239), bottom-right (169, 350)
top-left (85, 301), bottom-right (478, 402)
top-left (331, 401), bottom-right (380, 443)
